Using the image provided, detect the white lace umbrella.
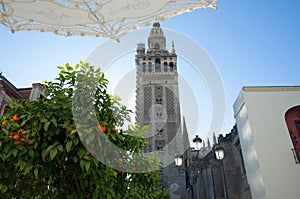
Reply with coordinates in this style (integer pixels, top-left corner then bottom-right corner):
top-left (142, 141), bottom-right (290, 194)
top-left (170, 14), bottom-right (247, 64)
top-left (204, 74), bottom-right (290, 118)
top-left (0, 0), bottom-right (216, 41)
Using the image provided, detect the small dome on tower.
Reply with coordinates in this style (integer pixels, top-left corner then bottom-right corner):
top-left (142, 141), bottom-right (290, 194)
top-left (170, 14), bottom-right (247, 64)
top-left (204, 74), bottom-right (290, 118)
top-left (153, 22), bottom-right (160, 28)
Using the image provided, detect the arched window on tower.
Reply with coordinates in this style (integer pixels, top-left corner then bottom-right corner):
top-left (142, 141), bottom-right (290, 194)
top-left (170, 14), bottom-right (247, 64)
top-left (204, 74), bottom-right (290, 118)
top-left (163, 62), bottom-right (168, 72)
top-left (142, 63), bottom-right (146, 72)
top-left (169, 62), bottom-right (174, 72)
top-left (285, 105), bottom-right (300, 163)
top-left (148, 62), bottom-right (152, 72)
top-left (155, 58), bottom-right (161, 72)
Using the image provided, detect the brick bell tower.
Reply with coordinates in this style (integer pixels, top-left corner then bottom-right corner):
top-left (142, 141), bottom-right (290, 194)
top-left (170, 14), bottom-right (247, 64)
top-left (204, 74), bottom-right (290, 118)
top-left (135, 22), bottom-right (187, 199)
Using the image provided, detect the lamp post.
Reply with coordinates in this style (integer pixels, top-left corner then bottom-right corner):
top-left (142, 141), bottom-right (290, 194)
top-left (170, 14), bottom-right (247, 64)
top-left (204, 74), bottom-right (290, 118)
top-left (192, 135), bottom-right (202, 199)
top-left (174, 135), bottom-right (203, 168)
top-left (214, 145), bottom-right (228, 199)
top-left (175, 135), bottom-right (229, 199)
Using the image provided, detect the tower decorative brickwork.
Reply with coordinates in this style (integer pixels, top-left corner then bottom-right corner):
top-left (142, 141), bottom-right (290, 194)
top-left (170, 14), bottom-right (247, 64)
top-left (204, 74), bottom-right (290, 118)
top-left (135, 23), bottom-right (187, 198)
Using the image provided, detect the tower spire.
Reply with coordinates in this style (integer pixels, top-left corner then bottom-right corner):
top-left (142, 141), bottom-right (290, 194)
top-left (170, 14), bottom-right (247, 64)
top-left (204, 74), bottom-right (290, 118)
top-left (182, 116), bottom-right (190, 149)
top-left (213, 132), bottom-right (217, 146)
top-left (207, 138), bottom-right (211, 149)
top-left (172, 40), bottom-right (176, 54)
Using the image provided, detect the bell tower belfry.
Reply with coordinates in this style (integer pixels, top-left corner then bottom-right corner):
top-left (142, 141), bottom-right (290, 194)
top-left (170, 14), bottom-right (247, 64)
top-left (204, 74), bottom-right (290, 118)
top-left (135, 23), bottom-right (187, 199)
top-left (148, 22), bottom-right (167, 51)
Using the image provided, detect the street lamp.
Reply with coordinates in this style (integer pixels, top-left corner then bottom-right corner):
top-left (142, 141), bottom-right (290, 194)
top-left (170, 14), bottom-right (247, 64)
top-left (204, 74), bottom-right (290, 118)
top-left (214, 145), bottom-right (225, 160)
top-left (175, 154), bottom-right (183, 167)
top-left (213, 145), bottom-right (228, 199)
top-left (193, 135), bottom-right (202, 150)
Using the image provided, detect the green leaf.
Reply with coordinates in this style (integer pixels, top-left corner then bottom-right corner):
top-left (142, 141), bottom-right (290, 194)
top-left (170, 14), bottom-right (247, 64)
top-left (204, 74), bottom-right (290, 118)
top-left (20, 118), bottom-right (29, 126)
top-left (24, 164), bottom-right (33, 174)
top-left (85, 161), bottom-right (91, 172)
top-left (66, 141), bottom-right (72, 152)
top-left (42, 150), bottom-right (47, 162)
top-left (44, 121), bottom-right (50, 131)
top-left (50, 148), bottom-right (58, 160)
top-left (3, 144), bottom-right (10, 154)
top-left (73, 138), bottom-right (79, 146)
top-left (80, 160), bottom-right (85, 171)
top-left (73, 156), bottom-right (78, 163)
top-left (19, 161), bottom-right (26, 171)
top-left (46, 142), bottom-right (59, 153)
top-left (28, 149), bottom-right (34, 158)
top-left (50, 117), bottom-right (57, 127)
top-left (0, 153), bottom-right (6, 162)
top-left (1, 128), bottom-right (9, 135)
top-left (57, 65), bottom-right (64, 70)
top-left (57, 144), bottom-right (63, 152)
top-left (1, 185), bottom-right (7, 193)
top-left (6, 150), bottom-right (11, 159)
top-left (34, 168), bottom-right (39, 179)
top-left (40, 117), bottom-right (48, 123)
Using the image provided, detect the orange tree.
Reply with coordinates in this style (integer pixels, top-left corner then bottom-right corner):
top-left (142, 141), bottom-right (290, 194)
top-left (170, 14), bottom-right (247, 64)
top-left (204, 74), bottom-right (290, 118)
top-left (0, 62), bottom-right (169, 198)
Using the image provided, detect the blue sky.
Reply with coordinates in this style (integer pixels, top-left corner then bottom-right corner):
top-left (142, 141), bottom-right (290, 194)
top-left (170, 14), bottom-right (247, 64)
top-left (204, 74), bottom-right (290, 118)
top-left (1, 0), bottom-right (300, 144)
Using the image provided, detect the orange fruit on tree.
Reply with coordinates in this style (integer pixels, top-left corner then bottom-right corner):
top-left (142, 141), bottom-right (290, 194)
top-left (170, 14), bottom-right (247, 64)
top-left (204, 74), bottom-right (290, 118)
top-left (131, 166), bottom-right (137, 172)
top-left (18, 129), bottom-right (25, 134)
top-left (117, 157), bottom-right (123, 163)
top-left (15, 136), bottom-right (26, 146)
top-left (12, 115), bottom-right (20, 122)
top-left (12, 133), bottom-right (20, 141)
top-left (20, 137), bottom-right (26, 142)
top-left (1, 121), bottom-right (7, 126)
top-left (116, 169), bottom-right (122, 175)
top-left (97, 124), bottom-right (106, 133)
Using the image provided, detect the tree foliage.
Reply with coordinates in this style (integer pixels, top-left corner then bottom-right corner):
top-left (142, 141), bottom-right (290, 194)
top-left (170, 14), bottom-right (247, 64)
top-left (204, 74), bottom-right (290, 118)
top-left (0, 62), bottom-right (169, 198)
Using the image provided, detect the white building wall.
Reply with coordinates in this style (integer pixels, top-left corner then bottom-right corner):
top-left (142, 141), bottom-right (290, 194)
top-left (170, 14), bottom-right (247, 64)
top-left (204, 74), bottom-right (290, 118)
top-left (233, 86), bottom-right (300, 199)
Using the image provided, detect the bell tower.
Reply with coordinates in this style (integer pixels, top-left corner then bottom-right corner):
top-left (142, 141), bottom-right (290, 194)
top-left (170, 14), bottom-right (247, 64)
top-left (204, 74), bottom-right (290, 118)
top-left (135, 23), bottom-right (187, 199)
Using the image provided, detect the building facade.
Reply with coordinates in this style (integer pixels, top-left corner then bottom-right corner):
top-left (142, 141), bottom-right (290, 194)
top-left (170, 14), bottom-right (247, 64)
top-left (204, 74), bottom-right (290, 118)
top-left (233, 86), bottom-right (300, 199)
top-left (135, 23), bottom-right (188, 198)
top-left (187, 86), bottom-right (300, 199)
top-left (0, 73), bottom-right (45, 114)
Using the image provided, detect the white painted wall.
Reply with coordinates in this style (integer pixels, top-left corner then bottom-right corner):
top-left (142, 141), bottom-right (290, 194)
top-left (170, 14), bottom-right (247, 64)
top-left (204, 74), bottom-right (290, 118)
top-left (233, 87), bottom-right (300, 199)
